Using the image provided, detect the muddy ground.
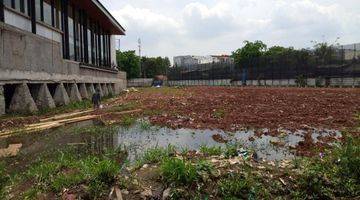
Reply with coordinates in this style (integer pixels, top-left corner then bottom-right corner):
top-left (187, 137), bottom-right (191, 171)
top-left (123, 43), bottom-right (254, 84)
top-left (1, 86), bottom-right (359, 134)
top-left (114, 87), bottom-right (360, 132)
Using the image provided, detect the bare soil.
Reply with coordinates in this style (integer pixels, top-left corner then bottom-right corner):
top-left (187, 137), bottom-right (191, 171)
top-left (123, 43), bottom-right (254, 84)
top-left (116, 87), bottom-right (360, 133)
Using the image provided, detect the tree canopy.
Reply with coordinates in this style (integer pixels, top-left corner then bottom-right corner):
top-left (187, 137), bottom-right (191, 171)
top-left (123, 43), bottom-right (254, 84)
top-left (232, 40), bottom-right (267, 66)
top-left (141, 56), bottom-right (171, 78)
top-left (116, 50), bottom-right (141, 79)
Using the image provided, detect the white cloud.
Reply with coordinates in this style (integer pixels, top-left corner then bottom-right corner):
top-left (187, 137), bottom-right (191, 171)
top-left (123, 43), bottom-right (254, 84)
top-left (100, 0), bottom-right (360, 61)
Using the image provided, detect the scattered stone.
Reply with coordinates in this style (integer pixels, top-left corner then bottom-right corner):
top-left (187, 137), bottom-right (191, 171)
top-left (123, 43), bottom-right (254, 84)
top-left (140, 189), bottom-right (153, 199)
top-left (162, 188), bottom-right (171, 200)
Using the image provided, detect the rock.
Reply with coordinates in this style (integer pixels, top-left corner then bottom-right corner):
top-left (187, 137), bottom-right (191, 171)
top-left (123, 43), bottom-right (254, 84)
top-left (140, 189), bottom-right (153, 199)
top-left (121, 190), bottom-right (129, 195)
top-left (162, 188), bottom-right (171, 200)
top-left (142, 164), bottom-right (149, 169)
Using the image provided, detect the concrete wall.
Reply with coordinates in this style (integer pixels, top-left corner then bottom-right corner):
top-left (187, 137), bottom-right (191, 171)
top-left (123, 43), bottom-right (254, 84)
top-left (0, 22), bottom-right (127, 115)
top-left (127, 78), bottom-right (154, 87)
top-left (0, 22), bottom-right (126, 86)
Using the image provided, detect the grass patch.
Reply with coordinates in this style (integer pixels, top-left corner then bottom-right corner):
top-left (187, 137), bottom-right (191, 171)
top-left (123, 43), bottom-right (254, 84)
top-left (139, 119), bottom-right (152, 131)
top-left (19, 148), bottom-right (122, 199)
top-left (135, 146), bottom-right (176, 168)
top-left (160, 158), bottom-right (198, 186)
top-left (213, 109), bottom-right (226, 119)
top-left (121, 115), bottom-right (137, 127)
top-left (199, 145), bottom-right (223, 156)
top-left (0, 163), bottom-right (10, 199)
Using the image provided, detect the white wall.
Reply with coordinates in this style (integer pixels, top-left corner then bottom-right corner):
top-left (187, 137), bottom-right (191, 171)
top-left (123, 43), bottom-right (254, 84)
top-left (4, 9), bottom-right (32, 32)
top-left (110, 35), bottom-right (117, 68)
top-left (36, 23), bottom-right (62, 43)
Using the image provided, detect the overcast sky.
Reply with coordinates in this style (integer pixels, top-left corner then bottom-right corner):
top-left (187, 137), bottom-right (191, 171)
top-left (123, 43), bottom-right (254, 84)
top-left (100, 0), bottom-right (360, 61)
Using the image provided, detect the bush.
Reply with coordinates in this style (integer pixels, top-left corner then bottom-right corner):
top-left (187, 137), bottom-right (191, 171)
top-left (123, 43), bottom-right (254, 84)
top-left (295, 75), bottom-right (307, 87)
top-left (160, 158), bottom-right (198, 186)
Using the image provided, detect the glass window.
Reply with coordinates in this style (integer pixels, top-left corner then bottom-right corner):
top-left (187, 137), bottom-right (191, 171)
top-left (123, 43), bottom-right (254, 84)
top-left (35, 0), bottom-right (41, 21)
top-left (21, 0), bottom-right (28, 14)
top-left (68, 4), bottom-right (75, 60)
top-left (14, 0), bottom-right (20, 11)
top-left (74, 9), bottom-right (80, 61)
top-left (53, 0), bottom-right (61, 29)
top-left (4, 0), bottom-right (12, 8)
top-left (43, 0), bottom-right (52, 25)
top-left (87, 19), bottom-right (92, 64)
top-left (100, 33), bottom-right (103, 66)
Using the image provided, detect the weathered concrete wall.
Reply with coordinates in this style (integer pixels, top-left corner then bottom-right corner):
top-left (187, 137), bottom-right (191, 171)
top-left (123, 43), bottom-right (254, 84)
top-left (0, 22), bottom-right (126, 85)
top-left (0, 85), bottom-right (5, 115)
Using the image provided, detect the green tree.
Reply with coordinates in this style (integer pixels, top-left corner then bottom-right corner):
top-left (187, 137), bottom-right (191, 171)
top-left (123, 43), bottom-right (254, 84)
top-left (232, 40), bottom-right (267, 67)
top-left (116, 50), bottom-right (140, 79)
top-left (141, 56), bottom-right (171, 78)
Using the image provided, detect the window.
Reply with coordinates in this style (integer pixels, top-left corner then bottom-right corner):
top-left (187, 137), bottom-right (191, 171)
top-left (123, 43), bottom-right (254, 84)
top-left (4, 0), bottom-right (12, 8)
top-left (35, 0), bottom-right (41, 21)
top-left (68, 4), bottom-right (75, 60)
top-left (53, 0), bottom-right (61, 29)
top-left (14, 0), bottom-right (20, 12)
top-left (43, 0), bottom-right (52, 25)
top-left (74, 9), bottom-right (80, 61)
top-left (87, 19), bottom-right (92, 64)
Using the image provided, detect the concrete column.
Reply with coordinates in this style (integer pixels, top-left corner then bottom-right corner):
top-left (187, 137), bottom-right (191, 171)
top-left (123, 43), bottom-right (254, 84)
top-left (53, 83), bottom-right (70, 106)
top-left (0, 85), bottom-right (5, 115)
top-left (101, 84), bottom-right (109, 97)
top-left (95, 83), bottom-right (104, 97)
top-left (86, 83), bottom-right (96, 97)
top-left (68, 83), bottom-right (82, 102)
top-left (107, 84), bottom-right (114, 95)
top-left (78, 83), bottom-right (89, 100)
top-left (35, 84), bottom-right (56, 110)
top-left (9, 83), bottom-right (38, 114)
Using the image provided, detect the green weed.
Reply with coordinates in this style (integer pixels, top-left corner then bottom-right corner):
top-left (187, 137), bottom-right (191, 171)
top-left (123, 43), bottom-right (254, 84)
top-left (121, 115), bottom-right (136, 127)
top-left (0, 163), bottom-right (9, 199)
top-left (140, 146), bottom-right (176, 165)
top-left (213, 109), bottom-right (226, 119)
top-left (199, 145), bottom-right (223, 156)
top-left (22, 149), bottom-right (121, 199)
top-left (160, 158), bottom-right (198, 186)
top-left (139, 119), bottom-right (152, 131)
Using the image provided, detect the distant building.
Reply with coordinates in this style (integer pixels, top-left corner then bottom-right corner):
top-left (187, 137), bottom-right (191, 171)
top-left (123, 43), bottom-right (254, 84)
top-left (339, 43), bottom-right (360, 60)
top-left (174, 55), bottom-right (233, 68)
top-left (210, 55), bottom-right (234, 64)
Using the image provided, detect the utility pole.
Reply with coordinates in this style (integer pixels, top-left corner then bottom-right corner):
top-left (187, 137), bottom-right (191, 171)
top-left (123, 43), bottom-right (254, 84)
top-left (138, 38), bottom-right (143, 78)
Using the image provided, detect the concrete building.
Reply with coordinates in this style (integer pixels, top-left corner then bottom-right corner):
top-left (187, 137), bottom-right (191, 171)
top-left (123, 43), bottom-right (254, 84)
top-left (0, 0), bottom-right (127, 115)
top-left (211, 55), bottom-right (234, 64)
top-left (341, 43), bottom-right (360, 61)
top-left (174, 55), bottom-right (214, 68)
top-left (174, 55), bottom-right (234, 68)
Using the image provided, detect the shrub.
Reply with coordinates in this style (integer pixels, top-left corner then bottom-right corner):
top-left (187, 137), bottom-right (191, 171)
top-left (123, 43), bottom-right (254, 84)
top-left (160, 158), bottom-right (198, 186)
top-left (295, 75), bottom-right (307, 87)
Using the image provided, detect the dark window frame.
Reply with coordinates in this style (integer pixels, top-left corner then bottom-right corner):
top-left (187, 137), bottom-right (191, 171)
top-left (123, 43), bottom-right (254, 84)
top-left (0, 0), bottom-right (4, 22)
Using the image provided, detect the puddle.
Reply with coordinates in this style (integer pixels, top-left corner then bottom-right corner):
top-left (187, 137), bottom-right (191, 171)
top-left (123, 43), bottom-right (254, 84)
top-left (0, 120), bottom-right (342, 171)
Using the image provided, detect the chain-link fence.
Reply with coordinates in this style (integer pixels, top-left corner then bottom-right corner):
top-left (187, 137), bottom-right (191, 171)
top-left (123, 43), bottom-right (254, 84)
top-left (166, 44), bottom-right (360, 87)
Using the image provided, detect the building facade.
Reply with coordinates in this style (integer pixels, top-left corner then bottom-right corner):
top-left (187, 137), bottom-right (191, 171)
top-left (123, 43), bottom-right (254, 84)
top-left (0, 0), bottom-right (127, 115)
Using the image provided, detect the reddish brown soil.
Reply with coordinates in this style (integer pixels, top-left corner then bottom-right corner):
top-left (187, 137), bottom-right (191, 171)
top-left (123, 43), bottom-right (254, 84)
top-left (117, 87), bottom-right (360, 133)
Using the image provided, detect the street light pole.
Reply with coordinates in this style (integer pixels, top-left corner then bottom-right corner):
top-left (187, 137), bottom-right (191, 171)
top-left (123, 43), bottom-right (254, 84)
top-left (138, 38), bottom-right (142, 78)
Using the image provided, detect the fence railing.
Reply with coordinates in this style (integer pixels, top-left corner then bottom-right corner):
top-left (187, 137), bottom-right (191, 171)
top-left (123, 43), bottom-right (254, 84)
top-left (166, 45), bottom-right (360, 87)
